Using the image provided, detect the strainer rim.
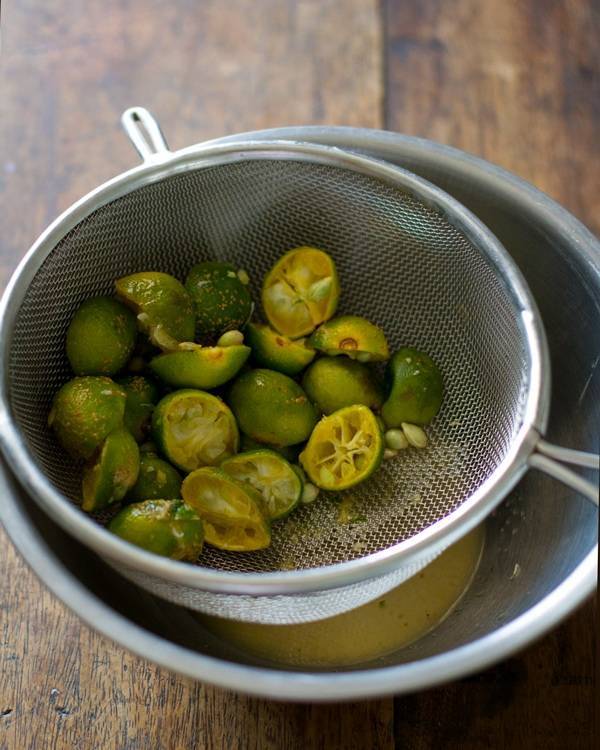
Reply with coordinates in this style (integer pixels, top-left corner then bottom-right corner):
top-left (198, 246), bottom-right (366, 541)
top-left (0, 139), bottom-right (549, 594)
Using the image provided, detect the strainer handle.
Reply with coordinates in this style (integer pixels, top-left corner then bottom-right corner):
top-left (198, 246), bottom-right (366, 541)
top-left (529, 440), bottom-right (599, 506)
top-left (121, 107), bottom-right (170, 162)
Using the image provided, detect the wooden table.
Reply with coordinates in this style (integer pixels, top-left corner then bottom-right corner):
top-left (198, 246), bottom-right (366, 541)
top-left (0, 2), bottom-right (597, 747)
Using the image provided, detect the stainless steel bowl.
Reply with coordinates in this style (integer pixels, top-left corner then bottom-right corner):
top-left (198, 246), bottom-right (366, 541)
top-left (1, 126), bottom-right (597, 701)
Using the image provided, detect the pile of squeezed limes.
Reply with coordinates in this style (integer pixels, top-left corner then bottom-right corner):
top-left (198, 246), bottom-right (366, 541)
top-left (49, 248), bottom-right (443, 561)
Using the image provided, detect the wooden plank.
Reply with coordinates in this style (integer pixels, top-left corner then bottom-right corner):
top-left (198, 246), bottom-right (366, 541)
top-left (0, 537), bottom-right (395, 750)
top-left (383, 0), bottom-right (600, 235)
top-left (0, 0), bottom-right (383, 286)
top-left (393, 602), bottom-right (597, 749)
top-left (2, 0), bottom-right (597, 747)
top-left (384, 0), bottom-right (598, 746)
top-left (0, 2), bottom-right (389, 749)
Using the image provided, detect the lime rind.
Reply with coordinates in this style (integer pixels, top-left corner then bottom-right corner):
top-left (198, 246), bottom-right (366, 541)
top-left (381, 347), bottom-right (444, 426)
top-left (149, 345), bottom-right (250, 389)
top-left (82, 427), bottom-right (140, 512)
top-left (245, 322), bottom-right (315, 375)
top-left (115, 272), bottom-right (196, 350)
top-left (309, 315), bottom-right (389, 362)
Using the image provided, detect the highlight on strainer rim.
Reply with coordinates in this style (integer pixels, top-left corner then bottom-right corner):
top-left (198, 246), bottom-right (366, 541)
top-left (47, 247), bottom-right (445, 560)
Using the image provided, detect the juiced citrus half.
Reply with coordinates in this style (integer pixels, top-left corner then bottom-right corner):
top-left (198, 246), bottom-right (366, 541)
top-left (309, 315), bottom-right (389, 362)
top-left (152, 390), bottom-right (238, 472)
top-left (182, 467), bottom-right (270, 551)
top-left (221, 449), bottom-right (302, 520)
top-left (300, 405), bottom-right (383, 490)
top-left (262, 247), bottom-right (340, 338)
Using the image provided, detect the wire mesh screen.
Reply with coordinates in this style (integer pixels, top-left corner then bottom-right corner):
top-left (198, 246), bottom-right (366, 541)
top-left (8, 157), bottom-right (529, 574)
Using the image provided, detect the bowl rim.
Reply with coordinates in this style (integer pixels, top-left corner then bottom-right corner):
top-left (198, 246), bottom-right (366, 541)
top-left (0, 125), bottom-right (597, 700)
top-left (0, 136), bottom-right (548, 595)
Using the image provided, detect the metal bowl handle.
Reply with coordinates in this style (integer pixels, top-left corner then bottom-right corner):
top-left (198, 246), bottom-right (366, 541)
top-left (121, 107), bottom-right (170, 163)
top-left (529, 440), bottom-right (599, 505)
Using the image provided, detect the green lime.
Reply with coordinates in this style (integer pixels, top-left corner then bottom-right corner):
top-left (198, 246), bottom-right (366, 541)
top-left (185, 261), bottom-right (253, 341)
top-left (109, 499), bottom-right (204, 561)
top-left (81, 428), bottom-right (140, 512)
top-left (381, 348), bottom-right (443, 426)
top-left (149, 343), bottom-right (250, 389)
top-left (309, 315), bottom-right (389, 362)
top-left (221, 449), bottom-right (302, 520)
top-left (48, 376), bottom-right (127, 460)
top-left (239, 434), bottom-right (301, 463)
top-left (301, 357), bottom-right (383, 415)
top-left (117, 375), bottom-right (160, 443)
top-left (115, 272), bottom-right (195, 351)
top-left (228, 369), bottom-right (318, 447)
top-left (126, 452), bottom-right (183, 503)
top-left (262, 247), bottom-right (340, 338)
top-left (182, 467), bottom-right (270, 551)
top-left (299, 405), bottom-right (383, 490)
top-left (245, 323), bottom-right (315, 375)
top-left (66, 296), bottom-right (137, 376)
top-left (152, 390), bottom-right (239, 472)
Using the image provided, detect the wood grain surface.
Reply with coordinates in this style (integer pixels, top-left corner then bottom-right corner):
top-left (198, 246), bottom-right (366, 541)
top-left (0, 1), bottom-right (597, 748)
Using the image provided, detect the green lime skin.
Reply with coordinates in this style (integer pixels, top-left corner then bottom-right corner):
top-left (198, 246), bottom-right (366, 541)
top-left (149, 345), bottom-right (250, 389)
top-left (81, 428), bottom-right (140, 512)
top-left (152, 389), bottom-right (239, 472)
top-left (302, 357), bottom-right (383, 415)
top-left (117, 375), bottom-right (160, 443)
top-left (108, 499), bottom-right (204, 561)
top-left (381, 348), bottom-right (444, 427)
top-left (66, 297), bottom-right (137, 376)
top-left (48, 376), bottom-right (127, 460)
top-left (185, 261), bottom-right (252, 342)
top-left (309, 315), bottom-right (389, 362)
top-left (239, 434), bottom-right (301, 463)
top-left (245, 323), bottom-right (316, 376)
top-left (115, 272), bottom-right (196, 350)
top-left (228, 369), bottom-right (318, 447)
top-left (126, 452), bottom-right (183, 503)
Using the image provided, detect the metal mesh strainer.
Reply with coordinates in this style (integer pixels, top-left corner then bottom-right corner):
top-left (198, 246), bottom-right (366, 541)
top-left (0, 108), bottom-right (597, 624)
